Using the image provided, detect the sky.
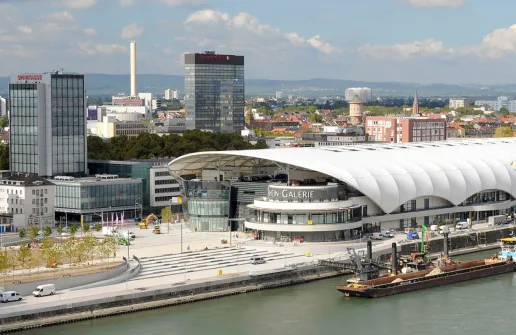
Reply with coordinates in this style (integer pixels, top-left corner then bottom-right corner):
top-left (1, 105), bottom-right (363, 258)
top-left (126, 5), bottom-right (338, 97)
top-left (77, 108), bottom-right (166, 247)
top-left (1, 0), bottom-right (516, 84)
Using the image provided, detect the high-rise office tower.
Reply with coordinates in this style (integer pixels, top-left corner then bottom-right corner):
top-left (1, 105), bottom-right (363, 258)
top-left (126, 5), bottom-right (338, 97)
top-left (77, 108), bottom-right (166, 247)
top-left (184, 51), bottom-right (245, 133)
top-left (9, 72), bottom-right (87, 177)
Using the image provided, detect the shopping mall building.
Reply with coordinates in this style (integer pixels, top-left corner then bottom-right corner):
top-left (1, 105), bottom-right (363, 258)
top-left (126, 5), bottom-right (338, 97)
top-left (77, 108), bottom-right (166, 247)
top-left (168, 139), bottom-right (516, 242)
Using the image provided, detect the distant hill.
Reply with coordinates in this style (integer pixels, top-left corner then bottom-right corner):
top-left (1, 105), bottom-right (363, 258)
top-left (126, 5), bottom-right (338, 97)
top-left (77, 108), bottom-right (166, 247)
top-left (0, 74), bottom-right (512, 97)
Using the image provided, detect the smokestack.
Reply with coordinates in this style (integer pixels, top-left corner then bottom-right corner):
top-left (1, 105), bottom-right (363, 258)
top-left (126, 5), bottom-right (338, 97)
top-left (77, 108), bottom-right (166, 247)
top-left (366, 240), bottom-right (372, 262)
top-left (391, 243), bottom-right (398, 275)
top-left (130, 40), bottom-right (137, 97)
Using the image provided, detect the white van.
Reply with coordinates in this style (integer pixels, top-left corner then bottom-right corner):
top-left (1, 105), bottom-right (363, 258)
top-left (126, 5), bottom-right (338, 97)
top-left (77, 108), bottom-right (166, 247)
top-left (456, 221), bottom-right (469, 230)
top-left (250, 257), bottom-right (266, 265)
top-left (1, 291), bottom-right (22, 303)
top-left (32, 284), bottom-right (56, 297)
top-left (370, 233), bottom-right (383, 240)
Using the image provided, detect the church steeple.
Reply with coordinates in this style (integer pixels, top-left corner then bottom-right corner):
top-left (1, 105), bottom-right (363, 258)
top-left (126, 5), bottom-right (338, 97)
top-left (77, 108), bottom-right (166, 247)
top-left (412, 89), bottom-right (420, 115)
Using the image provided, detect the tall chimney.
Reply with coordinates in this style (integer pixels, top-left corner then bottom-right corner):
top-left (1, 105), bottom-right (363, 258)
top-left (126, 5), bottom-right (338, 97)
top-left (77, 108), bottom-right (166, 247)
top-left (130, 40), bottom-right (137, 97)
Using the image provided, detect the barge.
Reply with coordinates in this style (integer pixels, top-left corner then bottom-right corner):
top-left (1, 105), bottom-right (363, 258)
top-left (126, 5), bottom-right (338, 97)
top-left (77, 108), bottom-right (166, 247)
top-left (338, 258), bottom-right (515, 298)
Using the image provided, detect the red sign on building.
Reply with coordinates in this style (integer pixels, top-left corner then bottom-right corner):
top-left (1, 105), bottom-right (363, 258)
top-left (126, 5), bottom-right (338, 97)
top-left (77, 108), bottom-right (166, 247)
top-left (17, 74), bottom-right (42, 81)
top-left (199, 55), bottom-right (230, 61)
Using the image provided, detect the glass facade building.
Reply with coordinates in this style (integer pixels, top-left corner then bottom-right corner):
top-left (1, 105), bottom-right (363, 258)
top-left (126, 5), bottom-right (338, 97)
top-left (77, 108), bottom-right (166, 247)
top-left (184, 52), bottom-right (245, 133)
top-left (52, 177), bottom-right (142, 221)
top-left (182, 180), bottom-right (230, 231)
top-left (9, 73), bottom-right (87, 177)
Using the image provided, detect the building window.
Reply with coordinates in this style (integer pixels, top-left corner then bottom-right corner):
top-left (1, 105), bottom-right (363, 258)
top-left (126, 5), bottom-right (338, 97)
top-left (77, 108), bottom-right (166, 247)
top-left (424, 216), bottom-right (429, 226)
top-left (424, 198), bottom-right (429, 209)
top-left (363, 205), bottom-right (368, 217)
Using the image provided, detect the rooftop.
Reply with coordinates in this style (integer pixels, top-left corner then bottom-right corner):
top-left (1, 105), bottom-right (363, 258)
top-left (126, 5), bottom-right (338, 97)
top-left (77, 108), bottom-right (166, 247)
top-left (1, 173), bottom-right (54, 187)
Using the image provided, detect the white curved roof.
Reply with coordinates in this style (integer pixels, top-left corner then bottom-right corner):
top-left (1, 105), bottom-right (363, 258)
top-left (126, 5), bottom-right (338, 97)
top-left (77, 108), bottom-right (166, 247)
top-left (168, 138), bottom-right (516, 214)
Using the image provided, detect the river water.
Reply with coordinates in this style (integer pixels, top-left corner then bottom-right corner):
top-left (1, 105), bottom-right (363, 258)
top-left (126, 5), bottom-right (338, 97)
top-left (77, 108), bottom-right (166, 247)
top-left (17, 251), bottom-right (515, 335)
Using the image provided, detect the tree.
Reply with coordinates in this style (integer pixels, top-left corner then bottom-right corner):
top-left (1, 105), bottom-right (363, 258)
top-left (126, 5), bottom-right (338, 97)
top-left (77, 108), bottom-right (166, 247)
top-left (83, 224), bottom-right (91, 233)
top-left (63, 238), bottom-right (75, 266)
top-left (19, 228), bottom-right (27, 240)
top-left (70, 223), bottom-right (79, 238)
top-left (41, 239), bottom-right (60, 268)
top-left (499, 107), bottom-right (510, 115)
top-left (73, 239), bottom-right (88, 264)
top-left (0, 249), bottom-right (10, 275)
top-left (28, 226), bottom-right (39, 243)
top-left (161, 206), bottom-right (173, 225)
top-left (43, 226), bottom-right (52, 238)
top-left (83, 233), bottom-right (98, 263)
top-left (308, 113), bottom-right (323, 123)
top-left (254, 139), bottom-right (269, 149)
top-left (17, 245), bottom-right (32, 273)
top-left (494, 125), bottom-right (514, 138)
top-left (0, 116), bottom-right (8, 128)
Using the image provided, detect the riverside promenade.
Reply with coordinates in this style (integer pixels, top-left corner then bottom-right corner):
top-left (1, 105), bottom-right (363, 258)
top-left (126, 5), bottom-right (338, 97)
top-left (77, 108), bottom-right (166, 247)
top-left (0, 221), bottom-right (510, 332)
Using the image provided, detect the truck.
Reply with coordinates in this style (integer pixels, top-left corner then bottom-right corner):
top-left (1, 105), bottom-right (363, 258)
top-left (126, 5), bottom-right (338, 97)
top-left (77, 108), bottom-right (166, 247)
top-left (407, 231), bottom-right (419, 240)
top-left (488, 215), bottom-right (507, 226)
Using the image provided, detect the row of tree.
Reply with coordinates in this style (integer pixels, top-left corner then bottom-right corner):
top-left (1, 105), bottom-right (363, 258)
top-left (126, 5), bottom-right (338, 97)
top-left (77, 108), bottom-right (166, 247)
top-left (0, 225), bottom-right (119, 275)
top-left (88, 130), bottom-right (268, 161)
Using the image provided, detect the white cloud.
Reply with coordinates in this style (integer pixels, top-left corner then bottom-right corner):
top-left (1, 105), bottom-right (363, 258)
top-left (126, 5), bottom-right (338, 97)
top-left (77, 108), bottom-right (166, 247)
top-left (83, 28), bottom-right (97, 36)
top-left (184, 9), bottom-right (339, 54)
top-left (77, 42), bottom-right (128, 55)
top-left (17, 25), bottom-right (32, 35)
top-left (117, 0), bottom-right (205, 6)
top-left (359, 38), bottom-right (447, 59)
top-left (359, 25), bottom-right (516, 60)
top-left (402, 0), bottom-right (467, 7)
top-left (158, 0), bottom-right (205, 6)
top-left (44, 11), bottom-right (75, 22)
top-left (56, 0), bottom-right (98, 9)
top-left (119, 0), bottom-right (135, 6)
top-left (120, 23), bottom-right (144, 39)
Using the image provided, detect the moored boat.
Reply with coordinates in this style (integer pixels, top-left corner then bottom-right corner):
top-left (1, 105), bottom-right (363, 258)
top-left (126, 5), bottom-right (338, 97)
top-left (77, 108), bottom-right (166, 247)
top-left (337, 258), bottom-right (515, 298)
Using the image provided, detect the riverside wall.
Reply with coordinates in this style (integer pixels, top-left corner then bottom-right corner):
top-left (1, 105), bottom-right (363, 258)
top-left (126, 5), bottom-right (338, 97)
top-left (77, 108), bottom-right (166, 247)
top-left (1, 261), bottom-right (128, 296)
top-left (0, 266), bottom-right (350, 333)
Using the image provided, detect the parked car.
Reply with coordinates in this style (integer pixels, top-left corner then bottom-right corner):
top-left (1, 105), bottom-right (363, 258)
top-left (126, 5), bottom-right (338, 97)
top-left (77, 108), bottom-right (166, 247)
top-left (370, 233), bottom-right (383, 240)
top-left (0, 291), bottom-right (22, 303)
top-left (250, 257), bottom-right (266, 264)
top-left (32, 284), bottom-right (56, 297)
top-left (380, 230), bottom-right (394, 238)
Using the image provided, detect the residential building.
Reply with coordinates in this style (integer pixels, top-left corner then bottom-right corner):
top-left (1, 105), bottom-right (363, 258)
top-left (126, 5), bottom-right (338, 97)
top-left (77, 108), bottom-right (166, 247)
top-left (475, 96), bottom-right (514, 112)
top-left (365, 116), bottom-right (446, 143)
top-left (0, 173), bottom-right (55, 231)
top-left (449, 98), bottom-right (471, 109)
top-left (9, 72), bottom-right (87, 177)
top-left (169, 138), bottom-right (516, 238)
top-left (345, 87), bottom-right (372, 102)
top-left (51, 174), bottom-right (142, 222)
top-left (96, 116), bottom-right (150, 139)
top-left (299, 127), bottom-right (374, 147)
top-left (184, 51), bottom-right (245, 132)
top-left (87, 158), bottom-right (181, 213)
top-left (165, 89), bottom-right (180, 100)
top-left (275, 91), bottom-right (283, 99)
top-left (0, 96), bottom-right (6, 117)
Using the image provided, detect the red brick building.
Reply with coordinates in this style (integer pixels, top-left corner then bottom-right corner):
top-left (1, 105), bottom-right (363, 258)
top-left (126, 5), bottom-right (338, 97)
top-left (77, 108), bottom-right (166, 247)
top-left (365, 116), bottom-right (446, 143)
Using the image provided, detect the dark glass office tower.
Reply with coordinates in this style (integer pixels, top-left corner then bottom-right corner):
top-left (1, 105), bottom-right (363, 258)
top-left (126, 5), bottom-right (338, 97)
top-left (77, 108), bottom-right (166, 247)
top-left (184, 52), bottom-right (244, 133)
top-left (9, 72), bottom-right (87, 177)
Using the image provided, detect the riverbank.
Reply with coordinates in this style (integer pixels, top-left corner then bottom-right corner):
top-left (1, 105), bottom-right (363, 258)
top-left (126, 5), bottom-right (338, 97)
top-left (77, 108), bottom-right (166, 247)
top-left (0, 225), bottom-right (511, 333)
top-left (0, 266), bottom-right (350, 333)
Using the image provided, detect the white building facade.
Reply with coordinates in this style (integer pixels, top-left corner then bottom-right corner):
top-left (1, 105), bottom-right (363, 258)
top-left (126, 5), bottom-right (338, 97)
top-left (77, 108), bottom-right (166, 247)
top-left (0, 174), bottom-right (55, 231)
top-left (0, 96), bottom-right (6, 117)
top-left (149, 163), bottom-right (181, 210)
top-left (169, 139), bottom-right (516, 241)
